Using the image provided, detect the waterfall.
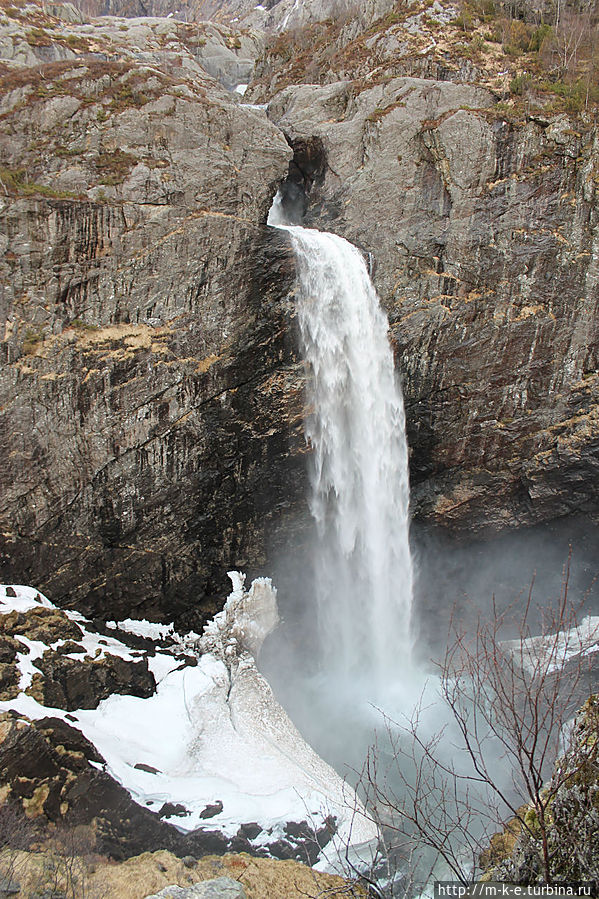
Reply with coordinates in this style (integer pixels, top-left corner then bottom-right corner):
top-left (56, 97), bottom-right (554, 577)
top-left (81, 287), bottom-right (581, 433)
top-left (269, 196), bottom-right (414, 691)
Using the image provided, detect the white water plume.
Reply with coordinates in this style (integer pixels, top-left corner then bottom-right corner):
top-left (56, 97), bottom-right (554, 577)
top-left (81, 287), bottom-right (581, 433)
top-left (269, 195), bottom-right (414, 692)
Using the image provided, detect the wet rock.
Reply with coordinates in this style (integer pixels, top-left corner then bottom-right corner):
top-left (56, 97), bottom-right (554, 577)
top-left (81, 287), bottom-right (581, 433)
top-left (135, 763), bottom-right (162, 774)
top-left (54, 641), bottom-right (86, 655)
top-left (159, 803), bottom-right (190, 819)
top-left (235, 822), bottom-right (261, 840)
top-left (199, 801), bottom-right (223, 819)
top-left (268, 76), bottom-right (599, 536)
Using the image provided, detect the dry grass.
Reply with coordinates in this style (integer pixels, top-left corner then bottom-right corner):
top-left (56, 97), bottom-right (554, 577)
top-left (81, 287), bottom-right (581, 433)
top-left (252, 0), bottom-right (599, 119)
top-left (8, 849), bottom-right (367, 899)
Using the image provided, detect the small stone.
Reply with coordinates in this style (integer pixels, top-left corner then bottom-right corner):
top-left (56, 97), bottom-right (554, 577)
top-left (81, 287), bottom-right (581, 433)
top-left (55, 641), bottom-right (86, 655)
top-left (182, 856), bottom-right (196, 868)
top-left (199, 800), bottom-right (223, 819)
top-left (4, 588), bottom-right (16, 598)
top-left (135, 762), bottom-right (161, 774)
top-left (236, 822), bottom-right (261, 840)
top-left (158, 802), bottom-right (189, 818)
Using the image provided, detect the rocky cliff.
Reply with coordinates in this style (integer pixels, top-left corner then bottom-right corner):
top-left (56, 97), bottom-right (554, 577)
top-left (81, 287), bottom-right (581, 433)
top-left (250, 0), bottom-right (599, 537)
top-left (267, 76), bottom-right (599, 534)
top-left (62, 0), bottom-right (398, 33)
top-left (0, 7), bottom-right (307, 625)
top-left (1, 0), bottom-right (599, 627)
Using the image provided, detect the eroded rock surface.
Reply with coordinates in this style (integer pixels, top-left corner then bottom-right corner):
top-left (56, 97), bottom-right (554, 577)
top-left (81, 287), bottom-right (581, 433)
top-left (0, 6), bottom-right (306, 626)
top-left (2, 0), bottom-right (599, 625)
top-left (268, 76), bottom-right (599, 534)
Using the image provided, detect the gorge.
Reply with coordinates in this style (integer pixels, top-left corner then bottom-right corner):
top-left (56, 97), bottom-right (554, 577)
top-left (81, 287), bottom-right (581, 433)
top-left (1, 0), bottom-right (599, 893)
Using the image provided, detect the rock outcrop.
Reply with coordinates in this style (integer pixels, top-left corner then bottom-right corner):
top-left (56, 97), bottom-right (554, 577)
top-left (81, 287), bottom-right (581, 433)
top-left (0, 583), bottom-right (377, 865)
top-left (62, 0), bottom-right (397, 33)
top-left (144, 879), bottom-right (247, 898)
top-left (483, 695), bottom-right (599, 886)
top-left (28, 650), bottom-right (156, 710)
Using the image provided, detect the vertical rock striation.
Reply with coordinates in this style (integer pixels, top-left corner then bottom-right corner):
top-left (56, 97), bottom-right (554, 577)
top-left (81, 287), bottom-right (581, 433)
top-left (0, 25), bottom-right (307, 625)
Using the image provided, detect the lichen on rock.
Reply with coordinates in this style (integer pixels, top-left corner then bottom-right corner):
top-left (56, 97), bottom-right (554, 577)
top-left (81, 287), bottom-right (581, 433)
top-left (484, 695), bottom-right (599, 885)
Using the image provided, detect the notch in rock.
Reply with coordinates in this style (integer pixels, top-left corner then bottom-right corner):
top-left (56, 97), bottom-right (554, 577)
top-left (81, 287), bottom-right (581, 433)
top-left (275, 136), bottom-right (327, 225)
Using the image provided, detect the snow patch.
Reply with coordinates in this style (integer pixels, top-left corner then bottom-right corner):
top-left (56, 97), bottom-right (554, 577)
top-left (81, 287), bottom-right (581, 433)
top-left (505, 615), bottom-right (599, 675)
top-left (14, 636), bottom-right (47, 691)
top-left (0, 578), bottom-right (378, 862)
top-left (0, 585), bottom-right (53, 613)
top-left (106, 618), bottom-right (175, 641)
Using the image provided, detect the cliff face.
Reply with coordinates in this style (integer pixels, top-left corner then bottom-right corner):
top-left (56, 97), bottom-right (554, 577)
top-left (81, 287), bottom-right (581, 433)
top-left (267, 77), bottom-right (599, 534)
top-left (483, 695), bottom-right (599, 885)
top-left (2, 0), bottom-right (599, 625)
top-left (0, 10), bottom-right (307, 625)
top-left (62, 0), bottom-right (397, 32)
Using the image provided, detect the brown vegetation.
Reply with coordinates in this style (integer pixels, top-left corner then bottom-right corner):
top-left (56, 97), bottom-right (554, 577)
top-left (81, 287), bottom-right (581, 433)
top-left (0, 841), bottom-right (367, 899)
top-left (251, 0), bottom-right (599, 119)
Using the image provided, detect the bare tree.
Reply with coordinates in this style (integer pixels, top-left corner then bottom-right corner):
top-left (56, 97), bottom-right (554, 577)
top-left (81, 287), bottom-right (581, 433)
top-left (357, 559), bottom-right (599, 893)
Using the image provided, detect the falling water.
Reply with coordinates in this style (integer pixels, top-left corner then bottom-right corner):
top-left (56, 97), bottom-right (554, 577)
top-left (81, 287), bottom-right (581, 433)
top-left (269, 195), bottom-right (413, 691)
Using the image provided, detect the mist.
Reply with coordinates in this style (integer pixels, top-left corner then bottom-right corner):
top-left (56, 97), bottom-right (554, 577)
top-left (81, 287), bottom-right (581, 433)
top-left (259, 512), bottom-right (599, 779)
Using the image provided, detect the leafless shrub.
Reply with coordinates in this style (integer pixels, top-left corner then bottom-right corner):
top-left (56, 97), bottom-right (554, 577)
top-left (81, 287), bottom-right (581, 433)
top-left (28, 824), bottom-right (108, 899)
top-left (357, 556), bottom-right (599, 893)
top-left (0, 801), bottom-right (34, 891)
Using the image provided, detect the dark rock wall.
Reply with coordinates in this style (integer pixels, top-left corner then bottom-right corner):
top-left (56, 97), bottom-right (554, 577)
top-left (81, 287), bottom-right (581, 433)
top-left (2, 6), bottom-right (599, 626)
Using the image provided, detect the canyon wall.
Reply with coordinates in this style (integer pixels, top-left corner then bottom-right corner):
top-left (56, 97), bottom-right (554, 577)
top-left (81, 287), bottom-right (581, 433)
top-left (1, 0), bottom-right (599, 624)
top-left (267, 78), bottom-right (599, 534)
top-left (0, 15), bottom-right (306, 625)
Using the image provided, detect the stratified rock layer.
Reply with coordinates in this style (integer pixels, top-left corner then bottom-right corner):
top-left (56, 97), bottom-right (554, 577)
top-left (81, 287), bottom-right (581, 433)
top-left (2, 1), bottom-right (599, 626)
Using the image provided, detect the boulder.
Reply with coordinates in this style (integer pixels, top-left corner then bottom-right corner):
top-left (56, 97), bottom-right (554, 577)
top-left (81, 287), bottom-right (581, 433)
top-left (143, 879), bottom-right (247, 898)
top-left (27, 651), bottom-right (156, 711)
